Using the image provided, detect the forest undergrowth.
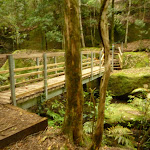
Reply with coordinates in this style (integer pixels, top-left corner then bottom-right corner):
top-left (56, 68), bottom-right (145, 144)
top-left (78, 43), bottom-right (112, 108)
top-left (3, 87), bottom-right (149, 150)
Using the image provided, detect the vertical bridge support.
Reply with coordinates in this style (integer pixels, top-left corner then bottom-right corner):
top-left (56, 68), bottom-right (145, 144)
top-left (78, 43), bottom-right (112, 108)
top-left (36, 57), bottom-right (40, 78)
top-left (43, 53), bottom-right (48, 100)
top-left (8, 54), bottom-right (16, 106)
top-left (112, 44), bottom-right (114, 71)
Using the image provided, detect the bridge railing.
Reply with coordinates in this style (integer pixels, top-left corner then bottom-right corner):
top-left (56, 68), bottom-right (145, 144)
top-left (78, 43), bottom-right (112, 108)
top-left (118, 47), bottom-right (123, 69)
top-left (0, 50), bottom-right (104, 106)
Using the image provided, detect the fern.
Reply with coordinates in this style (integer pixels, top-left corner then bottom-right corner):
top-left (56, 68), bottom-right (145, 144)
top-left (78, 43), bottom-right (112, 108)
top-left (83, 121), bottom-right (93, 134)
top-left (47, 109), bottom-right (64, 126)
top-left (106, 125), bottom-right (136, 148)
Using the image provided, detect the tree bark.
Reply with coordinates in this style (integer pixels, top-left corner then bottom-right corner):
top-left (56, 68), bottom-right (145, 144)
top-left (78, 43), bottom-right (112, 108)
top-left (125, 0), bottom-right (131, 48)
top-left (62, 0), bottom-right (84, 145)
top-left (89, 0), bottom-right (110, 149)
top-left (79, 0), bottom-right (85, 48)
top-left (143, 0), bottom-right (146, 21)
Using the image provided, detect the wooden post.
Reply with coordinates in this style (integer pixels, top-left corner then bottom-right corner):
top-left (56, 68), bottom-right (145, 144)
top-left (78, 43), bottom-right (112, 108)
top-left (13, 58), bottom-right (16, 84)
top-left (91, 51), bottom-right (93, 80)
top-left (43, 53), bottom-right (47, 100)
top-left (54, 56), bottom-right (57, 74)
top-left (87, 53), bottom-right (89, 67)
top-left (8, 55), bottom-right (17, 106)
top-left (81, 51), bottom-right (82, 75)
top-left (36, 57), bottom-right (40, 78)
top-left (112, 44), bottom-right (114, 71)
top-left (99, 51), bottom-right (102, 75)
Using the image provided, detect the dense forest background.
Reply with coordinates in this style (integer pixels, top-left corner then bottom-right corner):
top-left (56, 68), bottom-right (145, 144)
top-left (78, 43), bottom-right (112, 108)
top-left (0, 0), bottom-right (150, 53)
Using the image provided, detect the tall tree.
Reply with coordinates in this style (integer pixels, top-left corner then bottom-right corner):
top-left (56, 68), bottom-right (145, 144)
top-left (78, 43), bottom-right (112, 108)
top-left (89, 0), bottom-right (110, 149)
top-left (111, 0), bottom-right (115, 45)
top-left (125, 0), bottom-right (131, 48)
top-left (62, 0), bottom-right (84, 145)
top-left (79, 0), bottom-right (85, 48)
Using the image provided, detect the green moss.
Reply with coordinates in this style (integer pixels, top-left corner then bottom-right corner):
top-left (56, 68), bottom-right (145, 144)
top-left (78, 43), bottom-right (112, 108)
top-left (105, 103), bottom-right (142, 124)
top-left (123, 52), bottom-right (149, 69)
top-left (108, 68), bottom-right (150, 96)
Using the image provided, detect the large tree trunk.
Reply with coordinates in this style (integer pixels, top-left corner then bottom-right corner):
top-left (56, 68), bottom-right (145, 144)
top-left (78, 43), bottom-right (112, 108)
top-left (125, 0), bottom-right (131, 48)
top-left (89, 0), bottom-right (110, 149)
top-left (79, 0), bottom-right (85, 48)
top-left (62, 0), bottom-right (84, 145)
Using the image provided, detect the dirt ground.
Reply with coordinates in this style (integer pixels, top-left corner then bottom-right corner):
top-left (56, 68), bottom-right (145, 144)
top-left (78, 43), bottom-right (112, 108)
top-left (121, 39), bottom-right (150, 52)
top-left (2, 127), bottom-right (130, 150)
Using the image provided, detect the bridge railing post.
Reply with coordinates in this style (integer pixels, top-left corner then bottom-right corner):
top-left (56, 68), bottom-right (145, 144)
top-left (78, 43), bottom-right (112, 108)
top-left (54, 56), bottom-right (57, 74)
top-left (112, 44), bottom-right (114, 71)
top-left (8, 54), bottom-right (17, 106)
top-left (87, 53), bottom-right (89, 67)
top-left (36, 57), bottom-right (40, 78)
top-left (43, 53), bottom-right (48, 100)
top-left (91, 51), bottom-right (93, 80)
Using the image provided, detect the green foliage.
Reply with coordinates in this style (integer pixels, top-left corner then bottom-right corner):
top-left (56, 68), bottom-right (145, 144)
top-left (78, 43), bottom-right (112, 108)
top-left (106, 125), bottom-right (136, 148)
top-left (105, 91), bottom-right (113, 108)
top-left (47, 109), bottom-right (64, 127)
top-left (46, 100), bottom-right (65, 127)
top-left (83, 121), bottom-right (93, 134)
top-left (128, 90), bottom-right (150, 149)
top-left (135, 19), bottom-right (148, 42)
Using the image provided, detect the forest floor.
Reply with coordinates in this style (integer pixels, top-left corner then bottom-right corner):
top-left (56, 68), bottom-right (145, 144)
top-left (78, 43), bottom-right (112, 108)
top-left (121, 39), bottom-right (150, 52)
top-left (2, 127), bottom-right (130, 150)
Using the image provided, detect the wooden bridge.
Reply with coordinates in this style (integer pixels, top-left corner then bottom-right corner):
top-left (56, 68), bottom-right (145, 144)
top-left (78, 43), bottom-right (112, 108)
top-left (0, 48), bottom-right (123, 148)
top-left (0, 48), bottom-right (123, 109)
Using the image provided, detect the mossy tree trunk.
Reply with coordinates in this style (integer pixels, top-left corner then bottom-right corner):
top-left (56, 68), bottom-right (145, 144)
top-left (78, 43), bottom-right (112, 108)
top-left (62, 0), bottom-right (84, 145)
top-left (79, 0), bottom-right (85, 48)
top-left (125, 0), bottom-right (131, 48)
top-left (89, 0), bottom-right (110, 149)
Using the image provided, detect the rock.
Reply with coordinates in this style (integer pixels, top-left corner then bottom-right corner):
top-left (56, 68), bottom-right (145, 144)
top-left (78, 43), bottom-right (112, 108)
top-left (108, 68), bottom-right (150, 96)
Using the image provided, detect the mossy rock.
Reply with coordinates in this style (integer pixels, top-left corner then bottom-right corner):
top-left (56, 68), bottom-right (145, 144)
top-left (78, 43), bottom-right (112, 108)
top-left (105, 103), bottom-right (142, 124)
top-left (108, 68), bottom-right (150, 96)
top-left (123, 52), bottom-right (149, 69)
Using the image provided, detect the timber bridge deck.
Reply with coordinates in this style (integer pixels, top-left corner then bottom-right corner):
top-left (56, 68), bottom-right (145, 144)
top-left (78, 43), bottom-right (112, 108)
top-left (0, 48), bottom-right (123, 109)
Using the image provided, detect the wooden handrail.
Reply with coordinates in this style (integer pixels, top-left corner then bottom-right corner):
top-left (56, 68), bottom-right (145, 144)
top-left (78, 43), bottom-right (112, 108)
top-left (0, 54), bottom-right (7, 59)
top-left (47, 67), bottom-right (64, 73)
top-left (118, 53), bottom-right (123, 68)
top-left (15, 70), bottom-right (43, 79)
top-left (82, 61), bottom-right (92, 66)
top-left (118, 47), bottom-right (123, 56)
top-left (0, 70), bottom-right (9, 74)
top-left (82, 58), bottom-right (91, 62)
top-left (14, 65), bottom-right (43, 72)
top-left (47, 62), bottom-right (64, 67)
